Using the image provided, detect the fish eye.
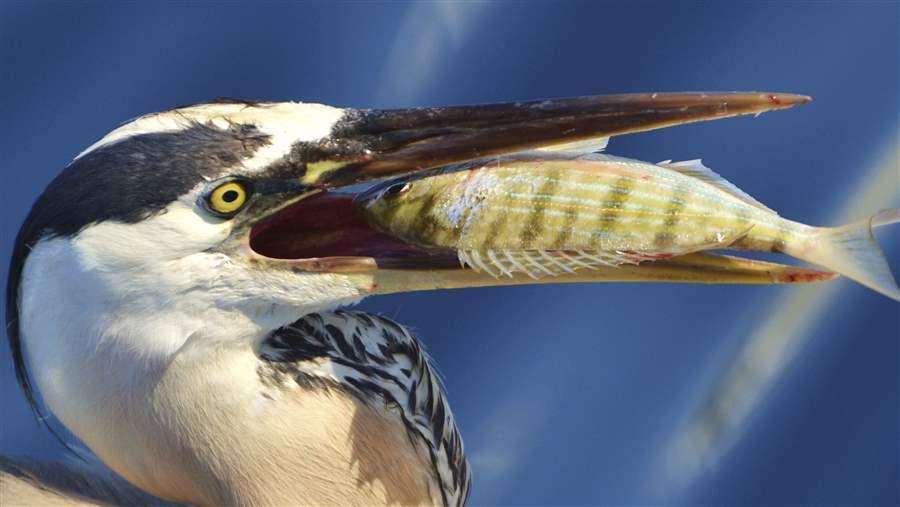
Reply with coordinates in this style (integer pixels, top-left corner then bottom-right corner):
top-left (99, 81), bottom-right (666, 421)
top-left (205, 180), bottom-right (251, 217)
top-left (382, 182), bottom-right (412, 199)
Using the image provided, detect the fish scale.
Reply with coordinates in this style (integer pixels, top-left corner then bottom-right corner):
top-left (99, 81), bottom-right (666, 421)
top-left (454, 165), bottom-right (771, 254)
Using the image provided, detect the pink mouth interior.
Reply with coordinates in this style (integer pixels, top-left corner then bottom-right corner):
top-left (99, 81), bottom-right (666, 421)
top-left (249, 192), bottom-right (453, 265)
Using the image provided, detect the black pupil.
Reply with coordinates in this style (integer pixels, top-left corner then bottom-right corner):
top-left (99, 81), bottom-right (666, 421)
top-left (222, 189), bottom-right (240, 203)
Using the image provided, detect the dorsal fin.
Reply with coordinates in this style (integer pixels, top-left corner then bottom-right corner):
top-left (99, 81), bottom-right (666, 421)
top-left (536, 137), bottom-right (609, 154)
top-left (658, 159), bottom-right (777, 214)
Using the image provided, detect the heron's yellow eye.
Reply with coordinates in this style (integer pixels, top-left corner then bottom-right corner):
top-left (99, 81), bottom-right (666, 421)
top-left (207, 181), bottom-right (249, 216)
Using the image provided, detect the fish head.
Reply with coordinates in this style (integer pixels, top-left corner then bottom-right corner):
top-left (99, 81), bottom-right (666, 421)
top-left (354, 167), bottom-right (472, 246)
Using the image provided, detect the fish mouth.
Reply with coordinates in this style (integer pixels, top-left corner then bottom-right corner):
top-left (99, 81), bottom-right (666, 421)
top-left (246, 91), bottom-right (834, 291)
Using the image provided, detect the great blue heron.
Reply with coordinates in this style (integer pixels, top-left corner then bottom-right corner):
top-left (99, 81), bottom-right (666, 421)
top-left (3, 93), bottom-right (816, 505)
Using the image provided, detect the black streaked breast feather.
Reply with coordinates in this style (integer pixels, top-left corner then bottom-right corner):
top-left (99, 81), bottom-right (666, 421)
top-left (259, 311), bottom-right (471, 507)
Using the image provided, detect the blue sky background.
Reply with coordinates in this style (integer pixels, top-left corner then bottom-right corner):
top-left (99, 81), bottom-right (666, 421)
top-left (1, 2), bottom-right (897, 505)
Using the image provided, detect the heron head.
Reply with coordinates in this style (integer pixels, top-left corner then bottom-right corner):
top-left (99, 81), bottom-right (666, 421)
top-left (8, 93), bottom-right (814, 413)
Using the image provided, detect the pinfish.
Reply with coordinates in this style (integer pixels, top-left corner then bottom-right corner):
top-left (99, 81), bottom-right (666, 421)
top-left (355, 152), bottom-right (900, 300)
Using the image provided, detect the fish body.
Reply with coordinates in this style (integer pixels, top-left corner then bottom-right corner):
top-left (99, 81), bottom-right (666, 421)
top-left (357, 153), bottom-right (900, 300)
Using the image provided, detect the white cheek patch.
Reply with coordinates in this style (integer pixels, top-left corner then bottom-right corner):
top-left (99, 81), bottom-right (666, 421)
top-left (73, 197), bottom-right (232, 269)
top-left (76, 102), bottom-right (348, 172)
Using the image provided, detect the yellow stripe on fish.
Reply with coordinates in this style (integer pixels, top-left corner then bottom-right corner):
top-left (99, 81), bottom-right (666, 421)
top-left (356, 153), bottom-right (900, 300)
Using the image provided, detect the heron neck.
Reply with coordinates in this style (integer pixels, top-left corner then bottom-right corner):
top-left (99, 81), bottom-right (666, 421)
top-left (17, 238), bottom-right (284, 503)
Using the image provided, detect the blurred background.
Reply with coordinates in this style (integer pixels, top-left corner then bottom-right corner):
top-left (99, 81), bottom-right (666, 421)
top-left (1, 1), bottom-right (897, 505)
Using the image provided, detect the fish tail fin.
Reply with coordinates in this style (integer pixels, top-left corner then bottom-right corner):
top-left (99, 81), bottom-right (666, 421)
top-left (794, 209), bottom-right (900, 301)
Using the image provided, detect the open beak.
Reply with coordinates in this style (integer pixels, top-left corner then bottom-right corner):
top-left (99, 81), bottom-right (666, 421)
top-left (245, 91), bottom-right (834, 297)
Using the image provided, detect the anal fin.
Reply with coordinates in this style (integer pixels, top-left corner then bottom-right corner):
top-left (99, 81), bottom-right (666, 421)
top-left (458, 249), bottom-right (639, 279)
